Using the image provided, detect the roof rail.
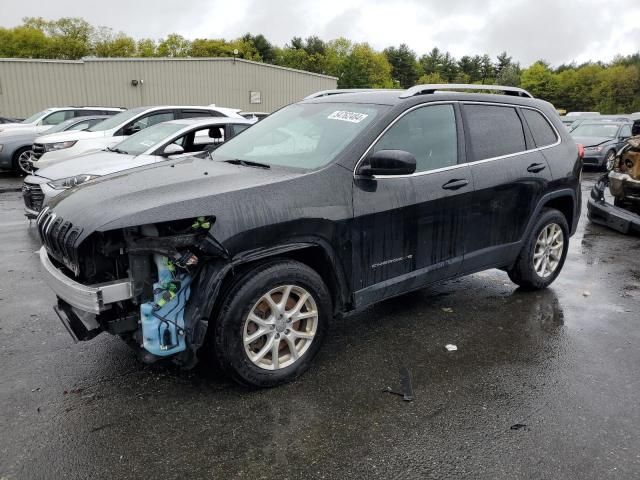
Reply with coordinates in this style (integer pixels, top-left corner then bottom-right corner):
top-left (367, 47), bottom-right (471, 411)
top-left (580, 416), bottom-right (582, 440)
top-left (304, 88), bottom-right (401, 99)
top-left (400, 84), bottom-right (534, 99)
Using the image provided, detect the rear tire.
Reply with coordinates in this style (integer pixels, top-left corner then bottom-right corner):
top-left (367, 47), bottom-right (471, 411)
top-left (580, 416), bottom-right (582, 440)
top-left (508, 208), bottom-right (569, 290)
top-left (212, 259), bottom-right (331, 388)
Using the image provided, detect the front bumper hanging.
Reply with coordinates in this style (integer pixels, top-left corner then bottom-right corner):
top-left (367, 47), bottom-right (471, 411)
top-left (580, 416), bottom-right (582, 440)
top-left (39, 246), bottom-right (134, 314)
top-left (587, 173), bottom-right (640, 235)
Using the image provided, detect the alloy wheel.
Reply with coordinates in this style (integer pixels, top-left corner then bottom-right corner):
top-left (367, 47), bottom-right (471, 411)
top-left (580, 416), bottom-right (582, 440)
top-left (17, 150), bottom-right (34, 174)
top-left (243, 284), bottom-right (319, 370)
top-left (533, 223), bottom-right (564, 278)
top-left (605, 151), bottom-right (616, 171)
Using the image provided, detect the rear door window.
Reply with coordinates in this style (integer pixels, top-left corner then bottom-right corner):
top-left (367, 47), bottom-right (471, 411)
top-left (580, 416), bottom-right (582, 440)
top-left (373, 104), bottom-right (458, 173)
top-left (522, 108), bottom-right (558, 147)
top-left (41, 110), bottom-right (73, 126)
top-left (463, 104), bottom-right (526, 161)
top-left (131, 111), bottom-right (175, 130)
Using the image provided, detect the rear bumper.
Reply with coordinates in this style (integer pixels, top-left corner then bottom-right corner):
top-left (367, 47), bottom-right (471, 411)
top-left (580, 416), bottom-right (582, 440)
top-left (39, 246), bottom-right (134, 314)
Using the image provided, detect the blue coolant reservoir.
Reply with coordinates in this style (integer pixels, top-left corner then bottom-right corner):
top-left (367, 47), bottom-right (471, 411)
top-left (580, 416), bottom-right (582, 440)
top-left (141, 255), bottom-right (192, 356)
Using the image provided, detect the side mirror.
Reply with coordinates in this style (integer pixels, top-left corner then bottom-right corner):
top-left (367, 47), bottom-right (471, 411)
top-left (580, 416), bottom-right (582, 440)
top-left (162, 143), bottom-right (184, 156)
top-left (358, 150), bottom-right (416, 176)
top-left (123, 125), bottom-right (141, 136)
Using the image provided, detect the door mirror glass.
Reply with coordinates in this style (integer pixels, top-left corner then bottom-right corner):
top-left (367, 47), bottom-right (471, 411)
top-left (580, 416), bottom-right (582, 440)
top-left (123, 125), bottom-right (141, 136)
top-left (359, 150), bottom-right (416, 176)
top-left (162, 143), bottom-right (184, 156)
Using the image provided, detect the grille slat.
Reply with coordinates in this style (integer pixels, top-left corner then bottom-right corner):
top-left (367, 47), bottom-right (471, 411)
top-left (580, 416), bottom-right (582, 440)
top-left (22, 182), bottom-right (44, 212)
top-left (36, 209), bottom-right (82, 276)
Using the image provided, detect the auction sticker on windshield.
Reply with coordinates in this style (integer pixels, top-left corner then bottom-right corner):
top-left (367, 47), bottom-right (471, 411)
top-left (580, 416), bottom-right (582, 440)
top-left (328, 111), bottom-right (369, 123)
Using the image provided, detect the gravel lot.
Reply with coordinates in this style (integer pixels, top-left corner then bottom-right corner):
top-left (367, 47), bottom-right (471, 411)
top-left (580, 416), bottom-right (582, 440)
top-left (1, 170), bottom-right (639, 479)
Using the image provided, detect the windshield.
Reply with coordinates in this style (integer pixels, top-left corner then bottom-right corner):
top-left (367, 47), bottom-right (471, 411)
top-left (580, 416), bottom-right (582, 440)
top-left (114, 122), bottom-right (186, 155)
top-left (211, 102), bottom-right (384, 169)
top-left (89, 107), bottom-right (144, 132)
top-left (45, 118), bottom-right (86, 134)
top-left (21, 110), bottom-right (51, 124)
top-left (571, 123), bottom-right (621, 138)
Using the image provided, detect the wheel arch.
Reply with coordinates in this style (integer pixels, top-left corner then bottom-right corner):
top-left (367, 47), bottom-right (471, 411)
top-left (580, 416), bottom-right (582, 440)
top-left (201, 240), bottom-right (351, 323)
top-left (523, 189), bottom-right (578, 241)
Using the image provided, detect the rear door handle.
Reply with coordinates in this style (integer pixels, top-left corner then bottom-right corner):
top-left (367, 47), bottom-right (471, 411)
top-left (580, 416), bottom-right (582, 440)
top-left (442, 179), bottom-right (469, 190)
top-left (527, 163), bottom-right (546, 173)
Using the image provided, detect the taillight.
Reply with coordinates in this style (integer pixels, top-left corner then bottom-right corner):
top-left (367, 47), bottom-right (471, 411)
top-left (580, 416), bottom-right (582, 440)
top-left (577, 143), bottom-right (585, 159)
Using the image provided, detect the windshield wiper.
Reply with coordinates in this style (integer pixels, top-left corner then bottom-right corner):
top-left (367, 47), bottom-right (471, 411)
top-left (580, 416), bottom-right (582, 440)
top-left (223, 159), bottom-right (271, 169)
top-left (106, 146), bottom-right (127, 155)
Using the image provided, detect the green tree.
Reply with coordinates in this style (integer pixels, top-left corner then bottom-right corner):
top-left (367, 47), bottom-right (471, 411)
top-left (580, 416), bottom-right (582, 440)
top-left (241, 33), bottom-right (275, 62)
top-left (93, 27), bottom-right (136, 57)
top-left (136, 38), bottom-right (157, 57)
top-left (383, 43), bottom-right (419, 88)
top-left (339, 43), bottom-right (393, 88)
top-left (157, 34), bottom-right (190, 57)
top-left (23, 17), bottom-right (92, 59)
top-left (496, 64), bottom-right (521, 86)
top-left (520, 61), bottom-right (558, 101)
top-left (419, 48), bottom-right (442, 75)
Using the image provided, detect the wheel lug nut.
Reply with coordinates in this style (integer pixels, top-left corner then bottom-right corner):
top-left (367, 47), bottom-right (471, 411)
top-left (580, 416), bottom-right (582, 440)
top-left (270, 325), bottom-right (275, 330)
top-left (285, 329), bottom-right (290, 335)
top-left (275, 333), bottom-right (280, 339)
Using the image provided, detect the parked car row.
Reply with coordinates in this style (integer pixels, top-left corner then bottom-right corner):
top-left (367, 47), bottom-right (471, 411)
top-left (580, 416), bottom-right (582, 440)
top-left (23, 116), bottom-right (253, 216)
top-left (31, 84), bottom-right (583, 387)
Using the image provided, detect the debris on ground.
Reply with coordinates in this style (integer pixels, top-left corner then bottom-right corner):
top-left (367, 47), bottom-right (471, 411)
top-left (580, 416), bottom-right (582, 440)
top-left (441, 307), bottom-right (454, 313)
top-left (382, 367), bottom-right (414, 402)
top-left (583, 291), bottom-right (591, 297)
top-left (510, 423), bottom-right (529, 431)
top-left (445, 344), bottom-right (458, 352)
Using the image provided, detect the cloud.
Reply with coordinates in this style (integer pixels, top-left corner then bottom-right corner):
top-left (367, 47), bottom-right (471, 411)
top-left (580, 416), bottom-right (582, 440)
top-left (1, 0), bottom-right (639, 65)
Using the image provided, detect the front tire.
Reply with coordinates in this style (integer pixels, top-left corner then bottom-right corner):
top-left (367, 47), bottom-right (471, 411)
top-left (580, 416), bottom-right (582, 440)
top-left (508, 208), bottom-right (569, 290)
top-left (603, 150), bottom-right (616, 171)
top-left (212, 260), bottom-right (331, 387)
top-left (12, 147), bottom-right (33, 176)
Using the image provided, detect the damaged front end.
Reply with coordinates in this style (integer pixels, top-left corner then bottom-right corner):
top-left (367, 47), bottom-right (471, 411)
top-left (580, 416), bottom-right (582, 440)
top-left (587, 135), bottom-right (640, 234)
top-left (38, 209), bottom-right (230, 367)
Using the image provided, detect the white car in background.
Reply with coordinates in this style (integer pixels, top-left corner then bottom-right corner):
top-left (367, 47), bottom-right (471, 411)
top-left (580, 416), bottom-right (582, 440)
top-left (30, 105), bottom-right (245, 170)
top-left (22, 117), bottom-right (253, 218)
top-left (0, 107), bottom-right (124, 134)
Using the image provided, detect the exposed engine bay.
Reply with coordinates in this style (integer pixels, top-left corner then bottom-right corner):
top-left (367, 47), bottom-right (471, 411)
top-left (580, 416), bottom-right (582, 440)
top-left (46, 213), bottom-right (229, 367)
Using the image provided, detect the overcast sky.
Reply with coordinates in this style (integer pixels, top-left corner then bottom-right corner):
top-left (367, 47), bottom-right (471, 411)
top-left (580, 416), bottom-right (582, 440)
top-left (2, 0), bottom-right (639, 66)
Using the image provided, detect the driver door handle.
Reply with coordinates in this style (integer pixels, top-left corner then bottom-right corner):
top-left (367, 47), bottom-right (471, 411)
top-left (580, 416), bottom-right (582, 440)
top-left (442, 179), bottom-right (469, 190)
top-left (527, 163), bottom-right (546, 173)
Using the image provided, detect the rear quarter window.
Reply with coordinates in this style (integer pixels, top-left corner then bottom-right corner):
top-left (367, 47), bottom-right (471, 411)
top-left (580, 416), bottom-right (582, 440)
top-left (464, 104), bottom-right (526, 161)
top-left (522, 108), bottom-right (558, 147)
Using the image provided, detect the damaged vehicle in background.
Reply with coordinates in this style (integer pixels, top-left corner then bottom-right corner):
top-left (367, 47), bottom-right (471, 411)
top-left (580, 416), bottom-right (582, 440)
top-left (22, 117), bottom-right (253, 218)
top-left (36, 84), bottom-right (581, 387)
top-left (588, 120), bottom-right (640, 234)
top-left (570, 120), bottom-right (633, 170)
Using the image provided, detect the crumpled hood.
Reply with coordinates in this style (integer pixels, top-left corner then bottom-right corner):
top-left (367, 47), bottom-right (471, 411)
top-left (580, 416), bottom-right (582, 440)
top-left (572, 136), bottom-right (614, 148)
top-left (34, 129), bottom-right (106, 144)
top-left (34, 150), bottom-right (157, 180)
top-left (46, 156), bottom-right (304, 241)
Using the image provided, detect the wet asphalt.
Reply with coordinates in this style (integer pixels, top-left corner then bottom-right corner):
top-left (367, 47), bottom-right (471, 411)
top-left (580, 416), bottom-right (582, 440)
top-left (0, 170), bottom-right (639, 479)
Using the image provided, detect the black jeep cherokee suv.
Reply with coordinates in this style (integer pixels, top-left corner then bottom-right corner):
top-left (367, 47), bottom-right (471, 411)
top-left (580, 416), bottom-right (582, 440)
top-left (37, 84), bottom-right (581, 387)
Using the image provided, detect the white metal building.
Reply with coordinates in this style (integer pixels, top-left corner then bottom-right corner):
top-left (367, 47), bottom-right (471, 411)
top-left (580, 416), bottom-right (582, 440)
top-left (0, 57), bottom-right (338, 118)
